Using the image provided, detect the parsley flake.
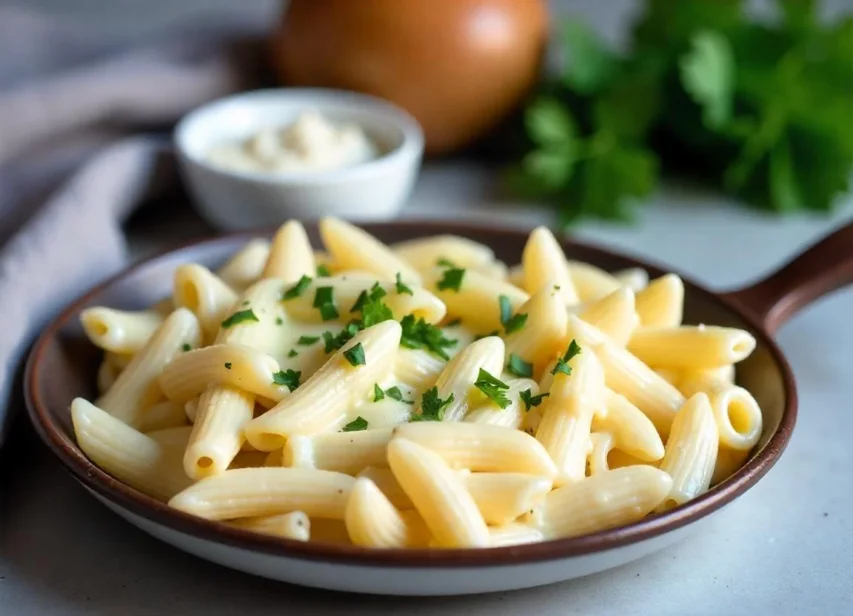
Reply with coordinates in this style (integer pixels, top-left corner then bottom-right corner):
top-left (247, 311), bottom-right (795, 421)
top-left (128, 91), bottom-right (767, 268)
top-left (411, 387), bottom-right (454, 421)
top-left (507, 354), bottom-right (533, 378)
top-left (282, 275), bottom-right (312, 301)
top-left (520, 388), bottom-right (549, 411)
top-left (437, 267), bottom-right (465, 292)
top-left (220, 309), bottom-right (259, 329)
top-left (373, 384), bottom-right (385, 402)
top-left (275, 317), bottom-right (284, 326)
top-left (322, 323), bottom-right (361, 353)
top-left (499, 295), bottom-right (528, 334)
top-left (551, 339), bottom-right (583, 376)
top-left (342, 416), bottom-right (369, 432)
top-left (343, 343), bottom-right (366, 367)
top-left (436, 257), bottom-right (456, 268)
top-left (298, 335), bottom-right (320, 346)
top-left (224, 362), bottom-right (232, 370)
top-left (395, 272), bottom-right (414, 296)
top-left (181, 343), bottom-right (191, 352)
top-left (313, 286), bottom-right (338, 321)
top-left (385, 386), bottom-right (414, 404)
top-left (474, 369), bottom-right (511, 409)
top-left (272, 369), bottom-right (301, 392)
top-left (287, 349), bottom-right (298, 358)
top-left (316, 264), bottom-right (332, 277)
top-left (399, 315), bottom-right (457, 360)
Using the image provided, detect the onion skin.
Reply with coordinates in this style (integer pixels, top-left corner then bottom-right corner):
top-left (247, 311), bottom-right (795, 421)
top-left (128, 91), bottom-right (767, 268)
top-left (271, 0), bottom-right (549, 156)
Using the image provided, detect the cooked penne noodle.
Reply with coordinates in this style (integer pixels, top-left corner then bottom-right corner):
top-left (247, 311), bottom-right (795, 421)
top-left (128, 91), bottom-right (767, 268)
top-left (216, 239), bottom-right (270, 290)
top-left (80, 308), bottom-right (164, 355)
top-left (422, 267), bottom-right (529, 333)
top-left (567, 261), bottom-right (622, 303)
top-left (504, 286), bottom-right (568, 379)
top-left (158, 344), bottom-right (285, 403)
top-left (230, 511), bottom-right (310, 540)
top-left (168, 467), bottom-right (355, 520)
top-left (146, 425), bottom-right (194, 451)
top-left (679, 373), bottom-right (762, 451)
top-left (579, 287), bottom-right (639, 347)
top-left (71, 398), bottom-right (192, 501)
top-left (282, 429), bottom-right (393, 475)
top-left (281, 276), bottom-right (446, 325)
top-left (261, 220), bottom-right (315, 281)
top-left (184, 386), bottom-right (253, 480)
top-left (489, 523), bottom-right (545, 547)
top-left (320, 216), bottom-right (421, 284)
top-left (357, 466), bottom-right (414, 509)
top-left (97, 359), bottom-right (118, 394)
top-left (587, 432), bottom-right (615, 475)
top-left (464, 378), bottom-right (538, 429)
top-left (594, 391), bottom-right (665, 462)
top-left (657, 393), bottom-right (719, 511)
top-left (628, 326), bottom-right (756, 369)
top-left (393, 422), bottom-right (557, 477)
top-left (419, 336), bottom-right (504, 422)
top-left (522, 227), bottom-right (579, 305)
top-left (612, 267), bottom-right (649, 292)
top-left (538, 466), bottom-right (673, 539)
top-left (463, 472), bottom-right (552, 525)
top-left (245, 321), bottom-right (402, 450)
top-left (97, 308), bottom-right (201, 425)
top-left (536, 350), bottom-right (605, 484)
top-left (135, 400), bottom-right (189, 433)
top-left (391, 235), bottom-right (495, 272)
top-left (213, 279), bottom-right (288, 352)
top-left (567, 315), bottom-right (684, 435)
top-left (393, 348), bottom-right (446, 391)
top-left (173, 264), bottom-right (238, 341)
top-left (606, 449), bottom-right (651, 470)
top-left (654, 368), bottom-right (682, 387)
top-left (387, 438), bottom-right (489, 548)
top-left (635, 274), bottom-right (684, 328)
top-left (345, 478), bottom-right (431, 548)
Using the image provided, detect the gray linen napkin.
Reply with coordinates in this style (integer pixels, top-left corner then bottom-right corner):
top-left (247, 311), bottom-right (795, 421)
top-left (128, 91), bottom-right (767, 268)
top-left (0, 6), bottom-right (267, 444)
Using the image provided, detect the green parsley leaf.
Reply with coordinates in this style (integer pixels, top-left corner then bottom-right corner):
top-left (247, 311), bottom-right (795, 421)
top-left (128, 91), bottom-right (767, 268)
top-left (520, 388), bottom-right (550, 411)
top-left (436, 257), bottom-right (456, 268)
top-left (499, 295), bottom-right (528, 334)
top-left (318, 303), bottom-right (339, 321)
top-left (436, 267), bottom-right (465, 292)
top-left (507, 354), bottom-right (533, 378)
top-left (181, 343), bottom-right (191, 352)
top-left (322, 323), bottom-right (361, 353)
top-left (411, 388), bottom-right (454, 421)
top-left (343, 342), bottom-right (366, 367)
top-left (395, 272), bottom-right (414, 296)
top-left (316, 264), bottom-right (332, 277)
top-left (342, 416), bottom-right (369, 432)
top-left (474, 369), bottom-right (511, 409)
top-left (551, 339), bottom-right (583, 376)
top-left (385, 386), bottom-right (414, 404)
top-left (680, 30), bottom-right (734, 130)
top-left (220, 309), bottom-right (259, 329)
top-left (272, 369), bottom-right (301, 392)
top-left (298, 335), bottom-right (320, 346)
top-left (282, 275), bottom-right (312, 300)
top-left (498, 295), bottom-right (513, 328)
top-left (275, 317), bottom-right (284, 326)
top-left (287, 349), bottom-right (298, 358)
top-left (399, 315), bottom-right (458, 360)
top-left (313, 286), bottom-right (334, 307)
top-left (373, 384), bottom-right (385, 402)
top-left (560, 20), bottom-right (619, 95)
top-left (224, 362), bottom-right (232, 370)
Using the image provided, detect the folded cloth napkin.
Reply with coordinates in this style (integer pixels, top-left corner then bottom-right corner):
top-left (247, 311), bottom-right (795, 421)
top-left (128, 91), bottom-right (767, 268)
top-left (0, 6), bottom-right (268, 444)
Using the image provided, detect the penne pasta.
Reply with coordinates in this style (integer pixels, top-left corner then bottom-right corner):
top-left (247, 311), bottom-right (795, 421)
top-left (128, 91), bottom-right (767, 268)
top-left (173, 264), bottom-right (239, 341)
top-left (216, 239), bottom-right (270, 290)
top-left (593, 391), bottom-right (665, 462)
top-left (657, 393), bottom-right (719, 511)
top-left (522, 227), bottom-right (579, 305)
top-left (230, 511), bottom-right (310, 540)
top-left (320, 216), bottom-right (421, 285)
top-left (135, 400), bottom-right (189, 433)
top-left (168, 467), bottom-right (355, 520)
top-left (463, 472), bottom-right (552, 525)
top-left (507, 264), bottom-right (525, 289)
top-left (393, 348), bottom-right (446, 391)
top-left (628, 326), bottom-right (757, 370)
top-left (184, 386), bottom-right (254, 480)
top-left (635, 274), bottom-right (684, 328)
top-left (587, 432), bottom-right (615, 476)
top-left (387, 438), bottom-right (489, 548)
top-left (567, 261), bottom-right (622, 303)
top-left (711, 446), bottom-right (751, 486)
top-left (612, 267), bottom-right (649, 292)
top-left (579, 287), bottom-right (639, 347)
top-left (261, 220), bottom-right (315, 281)
top-left (357, 466), bottom-right (414, 509)
top-left (393, 422), bottom-right (557, 477)
top-left (504, 285), bottom-right (568, 379)
top-left (80, 308), bottom-right (164, 355)
top-left (345, 478), bottom-right (431, 548)
top-left (679, 373), bottom-right (762, 452)
top-left (489, 523), bottom-right (545, 547)
top-left (391, 235), bottom-right (495, 272)
top-left (282, 429), bottom-right (393, 475)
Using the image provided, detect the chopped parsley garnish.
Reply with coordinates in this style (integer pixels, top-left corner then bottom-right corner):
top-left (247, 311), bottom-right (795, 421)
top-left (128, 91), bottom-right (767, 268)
top-left (298, 335), bottom-right (320, 346)
top-left (551, 339), bottom-right (583, 377)
top-left (411, 387), bottom-right (454, 421)
top-left (318, 303), bottom-right (339, 321)
top-left (350, 282), bottom-right (387, 312)
top-left (220, 309), bottom-right (259, 328)
top-left (395, 272), bottom-right (413, 296)
top-left (272, 369), bottom-right (301, 391)
top-left (313, 286), bottom-right (338, 321)
top-left (373, 384), bottom-right (385, 402)
top-left (282, 275), bottom-right (312, 300)
top-left (436, 257), bottom-right (456, 268)
top-left (316, 264), bottom-right (331, 277)
top-left (474, 369), bottom-right (511, 409)
top-left (343, 342), bottom-right (366, 366)
top-left (322, 322), bottom-right (361, 353)
top-left (499, 295), bottom-right (528, 334)
top-left (224, 362), bottom-right (232, 370)
top-left (287, 349), bottom-right (298, 358)
top-left (437, 267), bottom-right (465, 292)
top-left (385, 386), bottom-right (414, 404)
top-left (507, 354), bottom-right (533, 378)
top-left (399, 315), bottom-right (457, 360)
top-left (342, 416), bottom-right (369, 432)
top-left (181, 343), bottom-right (191, 352)
top-left (275, 317), bottom-right (284, 326)
top-left (520, 388), bottom-right (549, 411)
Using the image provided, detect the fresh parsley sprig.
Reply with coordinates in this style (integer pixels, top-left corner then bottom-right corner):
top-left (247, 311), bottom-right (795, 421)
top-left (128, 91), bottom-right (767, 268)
top-left (474, 369), bottom-right (511, 409)
top-left (551, 339), bottom-right (583, 376)
top-left (411, 387), bottom-right (454, 421)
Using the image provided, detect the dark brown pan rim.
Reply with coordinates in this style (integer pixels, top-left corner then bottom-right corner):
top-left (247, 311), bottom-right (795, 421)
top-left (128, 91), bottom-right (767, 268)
top-left (24, 220), bottom-right (797, 569)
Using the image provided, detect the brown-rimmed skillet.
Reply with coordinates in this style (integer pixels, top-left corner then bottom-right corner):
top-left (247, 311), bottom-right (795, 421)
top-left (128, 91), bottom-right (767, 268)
top-left (24, 220), bottom-right (853, 595)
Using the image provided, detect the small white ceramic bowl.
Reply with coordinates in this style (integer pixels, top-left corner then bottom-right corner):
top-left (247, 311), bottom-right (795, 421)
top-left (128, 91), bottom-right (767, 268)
top-left (175, 88), bottom-right (424, 230)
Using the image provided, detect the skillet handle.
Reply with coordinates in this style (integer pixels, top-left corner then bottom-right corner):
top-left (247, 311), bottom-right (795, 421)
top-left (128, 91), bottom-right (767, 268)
top-left (722, 219), bottom-right (853, 336)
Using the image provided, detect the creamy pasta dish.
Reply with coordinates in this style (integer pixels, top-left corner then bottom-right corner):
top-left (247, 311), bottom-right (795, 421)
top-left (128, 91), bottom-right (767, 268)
top-left (72, 218), bottom-right (763, 548)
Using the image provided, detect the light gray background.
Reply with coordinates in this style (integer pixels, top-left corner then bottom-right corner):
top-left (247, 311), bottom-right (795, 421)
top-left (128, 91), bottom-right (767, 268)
top-left (3, 1), bottom-right (853, 614)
